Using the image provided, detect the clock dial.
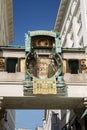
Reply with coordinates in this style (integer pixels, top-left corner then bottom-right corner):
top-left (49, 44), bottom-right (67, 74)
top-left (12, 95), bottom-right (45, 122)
top-left (26, 52), bottom-right (62, 79)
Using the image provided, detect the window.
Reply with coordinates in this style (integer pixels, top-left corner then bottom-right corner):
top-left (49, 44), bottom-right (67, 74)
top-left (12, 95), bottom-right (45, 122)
top-left (52, 113), bottom-right (58, 124)
top-left (6, 58), bottom-right (18, 73)
top-left (68, 60), bottom-right (79, 74)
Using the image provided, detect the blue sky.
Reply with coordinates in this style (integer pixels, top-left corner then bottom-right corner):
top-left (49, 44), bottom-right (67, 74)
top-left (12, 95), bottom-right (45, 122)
top-left (13, 0), bottom-right (60, 46)
top-left (13, 0), bottom-right (60, 129)
top-left (16, 110), bottom-right (44, 130)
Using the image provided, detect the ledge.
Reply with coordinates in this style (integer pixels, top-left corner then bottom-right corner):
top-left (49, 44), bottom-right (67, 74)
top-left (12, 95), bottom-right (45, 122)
top-left (0, 72), bottom-right (87, 84)
top-left (64, 73), bottom-right (87, 83)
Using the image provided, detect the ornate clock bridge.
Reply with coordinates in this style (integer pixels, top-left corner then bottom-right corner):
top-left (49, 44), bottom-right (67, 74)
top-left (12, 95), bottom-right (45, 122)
top-left (24, 30), bottom-right (66, 96)
top-left (0, 31), bottom-right (87, 117)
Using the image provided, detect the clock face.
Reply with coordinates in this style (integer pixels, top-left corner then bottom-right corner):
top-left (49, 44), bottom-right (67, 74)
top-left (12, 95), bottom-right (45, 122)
top-left (26, 52), bottom-right (62, 79)
top-left (31, 36), bottom-right (54, 48)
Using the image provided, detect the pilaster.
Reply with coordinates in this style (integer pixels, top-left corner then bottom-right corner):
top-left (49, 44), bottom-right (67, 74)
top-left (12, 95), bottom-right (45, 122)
top-left (72, 17), bottom-right (79, 48)
top-left (80, 0), bottom-right (87, 47)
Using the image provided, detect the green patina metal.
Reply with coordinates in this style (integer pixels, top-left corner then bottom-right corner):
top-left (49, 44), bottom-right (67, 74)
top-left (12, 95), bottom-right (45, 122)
top-left (81, 108), bottom-right (87, 118)
top-left (55, 32), bottom-right (61, 53)
top-left (25, 33), bottom-right (31, 52)
top-left (23, 30), bottom-right (66, 95)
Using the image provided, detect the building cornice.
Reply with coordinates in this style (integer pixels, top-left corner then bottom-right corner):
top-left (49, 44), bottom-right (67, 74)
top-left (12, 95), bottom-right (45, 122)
top-left (0, 46), bottom-right (25, 51)
top-left (54, 0), bottom-right (68, 32)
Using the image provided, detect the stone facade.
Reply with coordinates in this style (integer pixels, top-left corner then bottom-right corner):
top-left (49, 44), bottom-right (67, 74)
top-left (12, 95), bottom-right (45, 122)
top-left (43, 0), bottom-right (87, 130)
top-left (0, 0), bottom-right (15, 130)
top-left (36, 126), bottom-right (43, 130)
top-left (0, 0), bottom-right (13, 46)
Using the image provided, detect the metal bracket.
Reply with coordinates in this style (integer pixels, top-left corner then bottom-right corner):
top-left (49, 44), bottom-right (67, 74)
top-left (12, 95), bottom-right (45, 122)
top-left (0, 97), bottom-right (4, 110)
top-left (81, 97), bottom-right (87, 118)
top-left (0, 97), bottom-right (5, 120)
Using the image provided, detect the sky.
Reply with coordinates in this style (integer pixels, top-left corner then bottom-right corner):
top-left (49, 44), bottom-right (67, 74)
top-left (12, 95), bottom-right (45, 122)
top-left (13, 0), bottom-right (60, 46)
top-left (16, 110), bottom-right (44, 130)
top-left (13, 0), bottom-right (60, 129)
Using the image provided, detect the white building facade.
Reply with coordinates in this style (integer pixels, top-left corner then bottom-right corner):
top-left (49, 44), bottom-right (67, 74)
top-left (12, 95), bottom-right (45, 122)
top-left (36, 126), bottom-right (43, 130)
top-left (0, 103), bottom-right (15, 130)
top-left (43, 0), bottom-right (87, 130)
top-left (43, 110), bottom-right (62, 130)
top-left (0, 0), bottom-right (13, 46)
top-left (54, 0), bottom-right (87, 51)
top-left (0, 0), bottom-right (15, 130)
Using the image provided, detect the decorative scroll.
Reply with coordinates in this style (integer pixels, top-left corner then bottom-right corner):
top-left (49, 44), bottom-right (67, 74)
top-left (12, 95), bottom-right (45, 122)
top-left (81, 59), bottom-right (87, 73)
top-left (62, 60), bottom-right (66, 73)
top-left (20, 58), bottom-right (25, 72)
top-left (0, 58), bottom-right (5, 71)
